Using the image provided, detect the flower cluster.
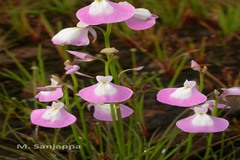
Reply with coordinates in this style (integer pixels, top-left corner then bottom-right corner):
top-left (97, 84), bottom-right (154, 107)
top-left (52, 0), bottom-right (157, 47)
top-left (157, 60), bottom-right (232, 133)
top-left (30, 0), bottom-right (157, 128)
top-left (78, 75), bottom-right (133, 121)
top-left (31, 77), bottom-right (77, 128)
top-left (30, 1), bottom-right (235, 135)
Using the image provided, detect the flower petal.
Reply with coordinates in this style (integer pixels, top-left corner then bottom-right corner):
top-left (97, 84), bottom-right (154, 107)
top-left (67, 50), bottom-right (95, 62)
top-left (35, 88), bottom-right (63, 102)
top-left (170, 87), bottom-right (192, 100)
top-left (134, 8), bottom-right (152, 20)
top-left (194, 105), bottom-right (208, 114)
top-left (191, 60), bottom-right (201, 71)
top-left (190, 100), bottom-right (231, 111)
top-left (65, 65), bottom-right (80, 74)
top-left (76, 0), bottom-right (135, 25)
top-left (125, 8), bottom-right (157, 30)
top-left (222, 87), bottom-right (240, 96)
top-left (205, 100), bottom-right (231, 110)
top-left (183, 80), bottom-right (196, 88)
top-left (52, 27), bottom-right (89, 46)
top-left (157, 87), bottom-right (207, 107)
top-left (78, 83), bottom-right (133, 103)
top-left (93, 103), bottom-right (133, 121)
top-left (88, 27), bottom-right (97, 42)
top-left (30, 107), bottom-right (76, 128)
top-left (96, 75), bottom-right (113, 83)
top-left (176, 114), bottom-right (229, 133)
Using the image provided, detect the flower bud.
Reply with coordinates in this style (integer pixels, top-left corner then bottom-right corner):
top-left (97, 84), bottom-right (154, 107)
top-left (191, 60), bottom-right (201, 71)
top-left (100, 47), bottom-right (119, 55)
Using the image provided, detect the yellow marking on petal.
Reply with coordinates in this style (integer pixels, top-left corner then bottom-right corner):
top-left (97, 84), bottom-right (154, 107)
top-left (52, 107), bottom-right (59, 111)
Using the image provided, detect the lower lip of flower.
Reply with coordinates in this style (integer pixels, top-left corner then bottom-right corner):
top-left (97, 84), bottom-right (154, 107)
top-left (170, 87), bottom-right (192, 100)
top-left (191, 114), bottom-right (214, 126)
top-left (94, 82), bottom-right (117, 96)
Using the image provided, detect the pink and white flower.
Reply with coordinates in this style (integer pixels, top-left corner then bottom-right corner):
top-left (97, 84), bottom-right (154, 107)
top-left (89, 103), bottom-right (133, 121)
top-left (30, 102), bottom-right (76, 128)
top-left (76, 0), bottom-right (135, 25)
top-left (176, 106), bottom-right (229, 133)
top-left (157, 80), bottom-right (207, 107)
top-left (202, 100), bottom-right (231, 111)
top-left (67, 50), bottom-right (95, 62)
top-left (190, 100), bottom-right (231, 112)
top-left (221, 87), bottom-right (240, 96)
top-left (65, 64), bottom-right (80, 74)
top-left (64, 60), bottom-right (93, 78)
top-left (51, 22), bottom-right (97, 46)
top-left (78, 75), bottom-right (133, 103)
top-left (35, 78), bottom-right (63, 102)
top-left (125, 7), bottom-right (158, 30)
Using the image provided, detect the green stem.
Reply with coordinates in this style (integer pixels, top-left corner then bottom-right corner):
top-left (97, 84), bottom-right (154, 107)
top-left (219, 132), bottom-right (225, 158)
top-left (107, 54), bottom-right (119, 84)
top-left (71, 74), bottom-right (92, 158)
top-left (103, 24), bottom-right (126, 158)
top-left (199, 73), bottom-right (204, 92)
top-left (183, 133), bottom-right (194, 160)
top-left (116, 105), bottom-right (126, 155)
top-left (71, 74), bottom-right (78, 91)
top-left (104, 24), bottom-right (119, 84)
top-left (204, 97), bottom-right (219, 158)
top-left (63, 86), bottom-right (86, 159)
top-left (204, 133), bottom-right (213, 159)
top-left (212, 97), bottom-right (218, 117)
top-left (110, 104), bottom-right (125, 159)
top-left (96, 123), bottom-right (103, 154)
top-left (71, 124), bottom-right (86, 160)
top-left (104, 24), bottom-right (112, 48)
top-left (183, 67), bottom-right (205, 159)
top-left (105, 61), bottom-right (109, 76)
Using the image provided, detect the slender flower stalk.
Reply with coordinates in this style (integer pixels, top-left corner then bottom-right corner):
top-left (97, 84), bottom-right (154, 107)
top-left (184, 60), bottom-right (205, 159)
top-left (204, 91), bottom-right (220, 158)
top-left (104, 24), bottom-right (119, 84)
top-left (70, 74), bottom-right (92, 157)
top-left (102, 24), bottom-right (127, 158)
top-left (63, 86), bottom-right (88, 159)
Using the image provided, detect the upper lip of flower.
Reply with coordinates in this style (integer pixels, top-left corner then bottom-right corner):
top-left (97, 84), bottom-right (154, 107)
top-left (37, 85), bottom-right (61, 91)
top-left (76, 0), bottom-right (135, 25)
